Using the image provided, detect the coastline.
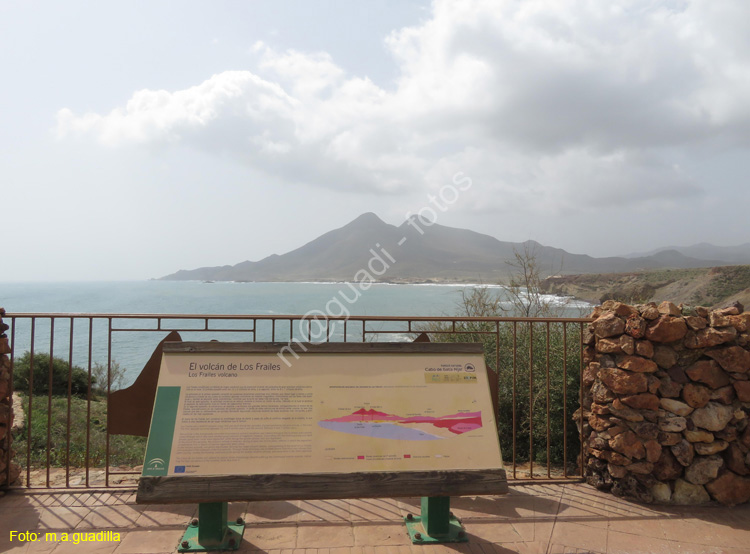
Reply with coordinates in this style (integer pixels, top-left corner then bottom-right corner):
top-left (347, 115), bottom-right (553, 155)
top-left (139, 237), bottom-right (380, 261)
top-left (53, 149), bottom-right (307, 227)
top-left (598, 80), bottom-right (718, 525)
top-left (194, 278), bottom-right (508, 287)
top-left (190, 278), bottom-right (593, 308)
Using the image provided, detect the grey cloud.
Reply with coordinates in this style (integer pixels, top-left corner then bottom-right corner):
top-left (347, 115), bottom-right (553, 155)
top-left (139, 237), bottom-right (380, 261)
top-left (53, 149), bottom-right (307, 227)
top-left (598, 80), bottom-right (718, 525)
top-left (55, 0), bottom-right (749, 210)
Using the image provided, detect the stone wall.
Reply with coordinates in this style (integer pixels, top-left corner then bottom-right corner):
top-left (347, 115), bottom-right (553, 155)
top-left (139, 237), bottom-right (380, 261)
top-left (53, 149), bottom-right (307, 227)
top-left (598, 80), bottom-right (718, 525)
top-left (0, 307), bottom-right (20, 489)
top-left (581, 300), bottom-right (750, 506)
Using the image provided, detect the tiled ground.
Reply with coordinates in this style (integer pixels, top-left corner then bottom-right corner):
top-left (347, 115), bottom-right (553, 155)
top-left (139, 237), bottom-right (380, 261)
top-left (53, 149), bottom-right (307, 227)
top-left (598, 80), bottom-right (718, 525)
top-left (1, 483), bottom-right (750, 553)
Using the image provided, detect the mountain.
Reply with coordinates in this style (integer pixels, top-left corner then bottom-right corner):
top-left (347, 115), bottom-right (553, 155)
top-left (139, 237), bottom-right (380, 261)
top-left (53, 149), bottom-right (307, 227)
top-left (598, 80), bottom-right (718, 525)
top-left (160, 213), bottom-right (731, 283)
top-left (623, 243), bottom-right (750, 265)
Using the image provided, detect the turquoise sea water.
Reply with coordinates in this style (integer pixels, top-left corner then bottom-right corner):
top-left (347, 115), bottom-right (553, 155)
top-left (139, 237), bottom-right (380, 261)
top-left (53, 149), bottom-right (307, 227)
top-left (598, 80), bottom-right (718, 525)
top-left (2, 280), bottom-right (493, 316)
top-left (2, 281), bottom-right (589, 385)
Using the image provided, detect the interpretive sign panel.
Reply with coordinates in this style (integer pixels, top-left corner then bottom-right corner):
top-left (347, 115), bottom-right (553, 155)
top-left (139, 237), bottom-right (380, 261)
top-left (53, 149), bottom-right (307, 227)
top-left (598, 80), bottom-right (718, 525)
top-left (138, 342), bottom-right (507, 504)
top-left (142, 342), bottom-right (502, 476)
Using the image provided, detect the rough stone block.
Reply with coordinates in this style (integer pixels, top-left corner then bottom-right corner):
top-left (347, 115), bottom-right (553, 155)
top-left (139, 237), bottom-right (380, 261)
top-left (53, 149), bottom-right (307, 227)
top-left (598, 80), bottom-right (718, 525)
top-left (599, 367), bottom-right (649, 395)
top-left (593, 313), bottom-right (626, 338)
top-left (660, 398), bottom-right (693, 416)
top-left (685, 360), bottom-right (730, 389)
top-left (682, 382), bottom-right (711, 408)
top-left (672, 478), bottom-right (710, 504)
top-left (692, 402), bottom-right (735, 432)
top-left (706, 471), bottom-right (750, 506)
top-left (658, 416), bottom-right (687, 433)
top-left (651, 482), bottom-right (672, 503)
top-left (646, 315), bottom-right (688, 343)
top-left (685, 455), bottom-right (724, 485)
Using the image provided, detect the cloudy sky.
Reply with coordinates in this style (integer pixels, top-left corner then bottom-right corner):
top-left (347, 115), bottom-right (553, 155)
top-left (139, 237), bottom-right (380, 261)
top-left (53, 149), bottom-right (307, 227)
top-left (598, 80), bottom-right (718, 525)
top-left (3, 0), bottom-right (750, 281)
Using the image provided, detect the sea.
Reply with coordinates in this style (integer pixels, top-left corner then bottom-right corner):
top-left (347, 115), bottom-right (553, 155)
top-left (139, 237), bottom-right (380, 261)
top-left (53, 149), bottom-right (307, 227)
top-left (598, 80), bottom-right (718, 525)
top-left (2, 281), bottom-right (589, 386)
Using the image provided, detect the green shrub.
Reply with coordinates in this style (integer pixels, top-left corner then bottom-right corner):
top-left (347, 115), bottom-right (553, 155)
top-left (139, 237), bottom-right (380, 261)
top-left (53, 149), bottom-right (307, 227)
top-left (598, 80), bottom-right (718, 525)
top-left (13, 394), bottom-right (146, 467)
top-left (12, 351), bottom-right (92, 397)
top-left (420, 303), bottom-right (581, 468)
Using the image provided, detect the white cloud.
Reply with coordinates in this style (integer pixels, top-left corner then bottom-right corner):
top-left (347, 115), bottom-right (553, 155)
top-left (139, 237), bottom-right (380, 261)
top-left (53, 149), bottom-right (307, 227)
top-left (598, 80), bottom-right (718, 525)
top-left (57, 71), bottom-right (297, 146)
top-left (256, 42), bottom-right (345, 97)
top-left (55, 0), bottom-right (750, 207)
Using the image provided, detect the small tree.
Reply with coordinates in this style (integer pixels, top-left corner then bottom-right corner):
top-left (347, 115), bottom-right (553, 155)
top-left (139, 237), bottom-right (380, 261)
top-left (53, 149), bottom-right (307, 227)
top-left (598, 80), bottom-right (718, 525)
top-left (91, 360), bottom-right (126, 395)
top-left (419, 246), bottom-right (582, 471)
top-left (504, 242), bottom-right (568, 318)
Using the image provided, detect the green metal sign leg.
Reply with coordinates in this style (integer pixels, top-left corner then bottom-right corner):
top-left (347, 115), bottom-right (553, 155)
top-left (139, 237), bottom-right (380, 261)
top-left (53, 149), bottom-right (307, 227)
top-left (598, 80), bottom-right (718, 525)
top-left (178, 502), bottom-right (245, 552)
top-left (199, 502), bottom-right (228, 546)
top-left (421, 496), bottom-right (451, 537)
top-left (404, 496), bottom-right (468, 544)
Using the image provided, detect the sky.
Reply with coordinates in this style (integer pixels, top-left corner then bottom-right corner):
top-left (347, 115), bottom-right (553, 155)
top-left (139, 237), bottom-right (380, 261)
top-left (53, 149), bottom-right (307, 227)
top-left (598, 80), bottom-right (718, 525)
top-left (3, 0), bottom-right (750, 281)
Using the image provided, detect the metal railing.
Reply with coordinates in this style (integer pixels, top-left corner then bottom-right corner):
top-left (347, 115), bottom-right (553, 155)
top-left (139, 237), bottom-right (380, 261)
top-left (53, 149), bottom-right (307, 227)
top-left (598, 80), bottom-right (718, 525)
top-left (3, 313), bottom-right (592, 490)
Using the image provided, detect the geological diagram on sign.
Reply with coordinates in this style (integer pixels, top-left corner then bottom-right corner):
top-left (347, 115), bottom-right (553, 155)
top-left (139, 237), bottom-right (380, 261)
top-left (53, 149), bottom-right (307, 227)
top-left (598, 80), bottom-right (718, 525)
top-left (318, 408), bottom-right (482, 441)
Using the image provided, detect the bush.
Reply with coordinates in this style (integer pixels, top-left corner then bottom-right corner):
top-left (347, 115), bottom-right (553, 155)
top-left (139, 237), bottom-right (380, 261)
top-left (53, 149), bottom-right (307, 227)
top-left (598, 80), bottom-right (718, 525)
top-left (91, 360), bottom-right (126, 394)
top-left (419, 246), bottom-right (583, 470)
top-left (13, 394), bottom-right (146, 467)
top-left (12, 351), bottom-right (92, 397)
top-left (600, 283), bottom-right (655, 304)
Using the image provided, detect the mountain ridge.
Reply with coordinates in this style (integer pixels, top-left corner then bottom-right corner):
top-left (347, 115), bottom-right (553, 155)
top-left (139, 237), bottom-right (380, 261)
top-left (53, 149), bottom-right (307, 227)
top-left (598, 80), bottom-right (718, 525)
top-left (160, 213), bottom-right (741, 283)
top-left (623, 243), bottom-right (750, 264)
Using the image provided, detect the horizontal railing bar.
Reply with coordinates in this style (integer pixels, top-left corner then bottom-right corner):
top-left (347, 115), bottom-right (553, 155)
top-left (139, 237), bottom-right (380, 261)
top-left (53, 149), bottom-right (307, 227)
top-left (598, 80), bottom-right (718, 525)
top-left (111, 327), bottom-right (256, 333)
top-left (7, 313), bottom-right (594, 323)
top-left (365, 329), bottom-right (499, 334)
top-left (367, 327), bottom-right (560, 332)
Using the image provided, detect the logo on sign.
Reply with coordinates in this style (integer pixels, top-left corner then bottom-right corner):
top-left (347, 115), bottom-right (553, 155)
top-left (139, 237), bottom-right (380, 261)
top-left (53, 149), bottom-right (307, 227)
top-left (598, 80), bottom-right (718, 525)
top-left (464, 363), bottom-right (476, 373)
top-left (146, 457), bottom-right (166, 471)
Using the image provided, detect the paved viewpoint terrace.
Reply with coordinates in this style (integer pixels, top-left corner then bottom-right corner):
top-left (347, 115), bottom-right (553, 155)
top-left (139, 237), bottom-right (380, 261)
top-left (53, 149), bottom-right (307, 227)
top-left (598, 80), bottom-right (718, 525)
top-left (1, 483), bottom-right (750, 554)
